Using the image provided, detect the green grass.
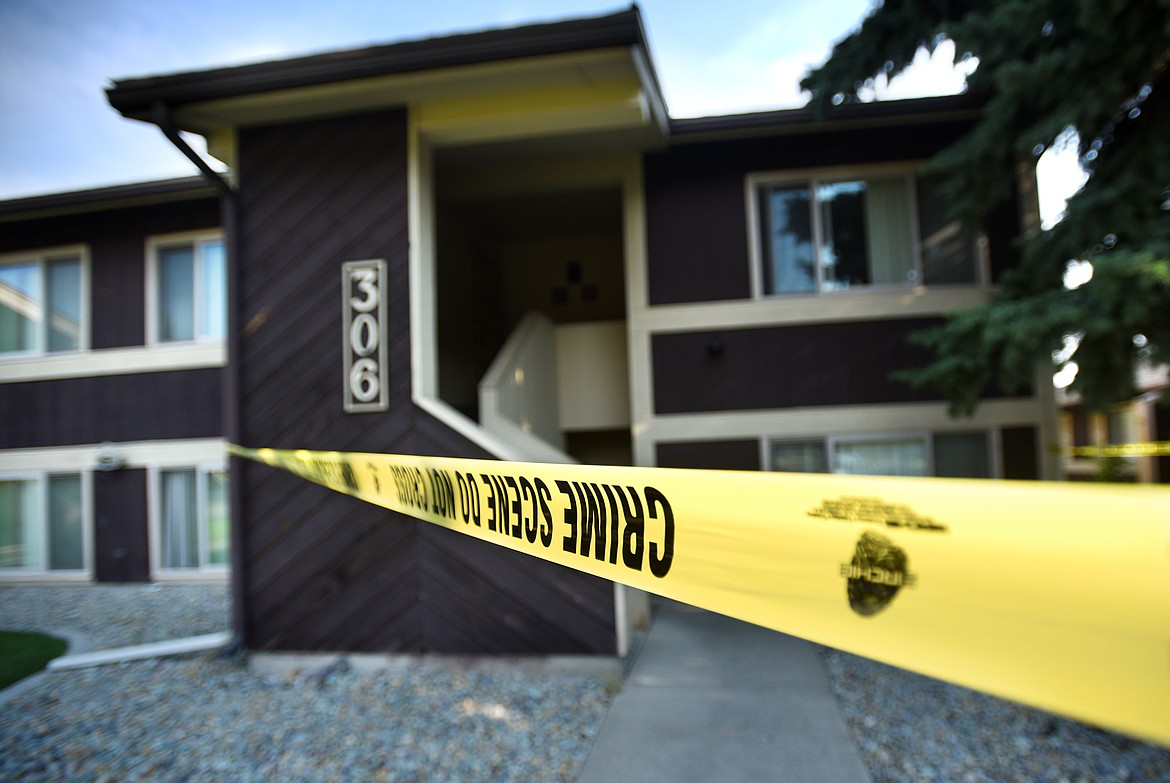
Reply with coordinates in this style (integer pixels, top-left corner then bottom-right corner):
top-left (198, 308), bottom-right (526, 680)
top-left (0, 630), bottom-right (68, 689)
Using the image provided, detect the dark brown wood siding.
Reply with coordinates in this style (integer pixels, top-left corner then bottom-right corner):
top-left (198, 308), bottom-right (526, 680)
top-left (1000, 426), bottom-right (1039, 480)
top-left (656, 440), bottom-right (761, 471)
top-left (644, 119), bottom-right (1020, 306)
top-left (0, 369), bottom-right (223, 449)
top-left (1156, 405), bottom-right (1170, 484)
top-left (235, 110), bottom-right (614, 654)
top-left (0, 198), bottom-right (220, 349)
top-left (93, 468), bottom-right (150, 582)
top-left (651, 319), bottom-right (959, 414)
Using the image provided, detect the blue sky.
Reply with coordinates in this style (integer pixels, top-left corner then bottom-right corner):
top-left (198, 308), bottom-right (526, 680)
top-left (0, 0), bottom-right (992, 201)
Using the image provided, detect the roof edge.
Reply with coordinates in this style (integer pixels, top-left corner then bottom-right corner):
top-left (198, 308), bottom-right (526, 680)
top-left (669, 92), bottom-right (989, 140)
top-left (107, 7), bottom-right (648, 118)
top-left (0, 176), bottom-right (217, 223)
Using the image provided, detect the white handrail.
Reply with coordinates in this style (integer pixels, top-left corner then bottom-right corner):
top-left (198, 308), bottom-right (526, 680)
top-left (479, 312), bottom-right (574, 464)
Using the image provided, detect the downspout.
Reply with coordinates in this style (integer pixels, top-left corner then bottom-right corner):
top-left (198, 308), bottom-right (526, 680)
top-left (150, 101), bottom-right (246, 651)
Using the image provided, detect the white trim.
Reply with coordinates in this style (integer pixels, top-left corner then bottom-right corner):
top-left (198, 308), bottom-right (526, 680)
top-left (0, 341), bottom-right (225, 383)
top-left (622, 155), bottom-right (656, 468)
top-left (0, 439), bottom-right (227, 472)
top-left (144, 228), bottom-right (225, 347)
top-left (409, 111), bottom-right (437, 404)
top-left (638, 286), bottom-right (991, 334)
top-left (0, 244), bottom-right (91, 358)
top-left (643, 399), bottom-right (1045, 445)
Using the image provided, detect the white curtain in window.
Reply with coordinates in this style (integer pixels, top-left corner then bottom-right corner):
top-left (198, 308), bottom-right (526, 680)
top-left (48, 474), bottom-right (83, 570)
top-left (158, 247), bottom-right (195, 342)
top-left (161, 470), bottom-right (197, 568)
top-left (834, 438), bottom-right (927, 476)
top-left (199, 241), bottom-right (226, 340)
top-left (864, 178), bottom-right (915, 285)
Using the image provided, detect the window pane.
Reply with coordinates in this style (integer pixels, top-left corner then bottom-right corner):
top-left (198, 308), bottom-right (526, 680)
top-left (833, 438), bottom-right (927, 476)
top-left (818, 181), bottom-right (869, 289)
top-left (864, 178), bottom-right (915, 285)
top-left (934, 433), bottom-right (991, 478)
top-left (0, 262), bottom-right (42, 353)
top-left (917, 175), bottom-right (978, 285)
top-left (47, 258), bottom-right (81, 352)
top-left (158, 246), bottom-right (194, 342)
top-left (161, 469), bottom-right (198, 568)
top-left (48, 474), bottom-right (83, 570)
top-left (206, 471), bottom-right (229, 566)
top-left (760, 186), bottom-right (815, 293)
top-left (0, 479), bottom-right (37, 569)
top-left (772, 441), bottom-right (828, 473)
top-left (1106, 410), bottom-right (1131, 445)
top-left (199, 241), bottom-right (226, 340)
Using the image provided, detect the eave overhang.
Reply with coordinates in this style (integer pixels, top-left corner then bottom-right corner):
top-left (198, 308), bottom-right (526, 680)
top-left (668, 92), bottom-right (989, 143)
top-left (0, 176), bottom-right (217, 223)
top-left (105, 7), bottom-right (669, 145)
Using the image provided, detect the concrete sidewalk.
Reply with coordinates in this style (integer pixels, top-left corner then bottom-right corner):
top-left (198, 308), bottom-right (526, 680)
top-left (577, 602), bottom-right (872, 783)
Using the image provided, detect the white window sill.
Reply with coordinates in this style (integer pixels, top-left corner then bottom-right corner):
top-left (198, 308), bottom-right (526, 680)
top-left (0, 572), bottom-right (92, 584)
top-left (0, 341), bottom-right (226, 383)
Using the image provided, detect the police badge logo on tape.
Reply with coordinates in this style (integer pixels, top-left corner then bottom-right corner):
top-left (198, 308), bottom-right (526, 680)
top-left (840, 530), bottom-right (916, 616)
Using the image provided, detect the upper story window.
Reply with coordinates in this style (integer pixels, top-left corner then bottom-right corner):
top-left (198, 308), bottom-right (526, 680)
top-left (0, 247), bottom-right (87, 357)
top-left (749, 167), bottom-right (986, 296)
top-left (147, 232), bottom-right (226, 344)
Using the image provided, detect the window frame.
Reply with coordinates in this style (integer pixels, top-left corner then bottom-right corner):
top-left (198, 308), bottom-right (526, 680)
top-left (829, 432), bottom-right (933, 476)
top-left (766, 430), bottom-right (998, 479)
top-left (145, 230), bottom-right (226, 346)
top-left (0, 470), bottom-right (92, 578)
top-left (148, 461), bottom-right (229, 578)
top-left (746, 163), bottom-right (986, 298)
top-left (0, 245), bottom-right (91, 358)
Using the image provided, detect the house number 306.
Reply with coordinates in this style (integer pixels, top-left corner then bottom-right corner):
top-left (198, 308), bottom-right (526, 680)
top-left (342, 259), bottom-right (388, 412)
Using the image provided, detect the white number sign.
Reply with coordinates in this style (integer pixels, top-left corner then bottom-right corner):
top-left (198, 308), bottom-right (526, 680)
top-left (342, 259), bottom-right (388, 412)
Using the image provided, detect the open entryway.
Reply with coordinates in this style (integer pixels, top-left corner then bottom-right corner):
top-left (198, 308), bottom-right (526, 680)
top-left (433, 144), bottom-right (632, 466)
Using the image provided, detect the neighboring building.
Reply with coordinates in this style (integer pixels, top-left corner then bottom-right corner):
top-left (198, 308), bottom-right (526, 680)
top-left (3, 8), bottom-right (1059, 654)
top-left (1058, 362), bottom-right (1170, 483)
top-left (1, 178), bottom-right (229, 584)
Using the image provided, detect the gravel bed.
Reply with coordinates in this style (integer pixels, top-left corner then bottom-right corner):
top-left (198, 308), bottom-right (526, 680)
top-left (823, 648), bottom-right (1170, 783)
top-left (1, 586), bottom-right (615, 783)
top-left (3, 585), bottom-right (1169, 782)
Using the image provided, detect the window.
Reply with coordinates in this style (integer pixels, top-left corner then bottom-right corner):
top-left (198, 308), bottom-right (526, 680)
top-left (770, 432), bottom-right (991, 478)
top-left (156, 467), bottom-right (229, 571)
top-left (0, 473), bottom-right (86, 573)
top-left (148, 233), bottom-right (225, 343)
top-left (751, 169), bottom-right (983, 295)
top-left (1, 249), bottom-right (86, 356)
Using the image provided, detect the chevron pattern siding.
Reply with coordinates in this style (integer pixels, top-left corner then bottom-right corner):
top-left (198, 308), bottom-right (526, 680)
top-left (234, 109), bottom-right (615, 653)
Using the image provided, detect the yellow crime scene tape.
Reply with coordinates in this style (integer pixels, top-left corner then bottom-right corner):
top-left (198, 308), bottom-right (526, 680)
top-left (1066, 441), bottom-right (1170, 458)
top-left (229, 444), bottom-right (1170, 746)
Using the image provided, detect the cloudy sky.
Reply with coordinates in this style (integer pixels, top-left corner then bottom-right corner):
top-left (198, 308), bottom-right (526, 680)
top-left (1, 0), bottom-right (1062, 207)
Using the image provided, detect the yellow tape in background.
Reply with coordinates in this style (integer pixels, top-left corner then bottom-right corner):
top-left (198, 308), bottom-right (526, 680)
top-left (1068, 441), bottom-right (1170, 458)
top-left (229, 445), bottom-right (1170, 746)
